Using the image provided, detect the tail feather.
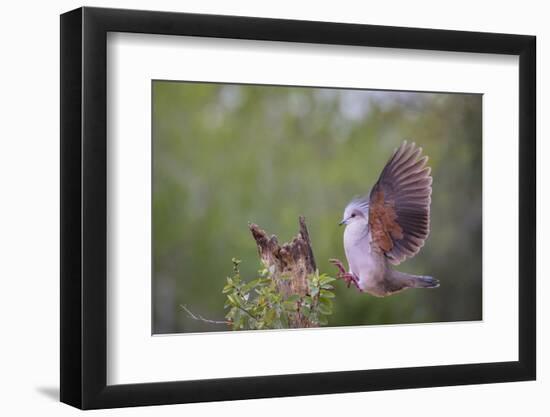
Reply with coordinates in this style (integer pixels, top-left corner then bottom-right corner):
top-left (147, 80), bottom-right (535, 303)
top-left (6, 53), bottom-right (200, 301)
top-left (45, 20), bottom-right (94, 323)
top-left (386, 269), bottom-right (439, 295)
top-left (412, 275), bottom-right (439, 288)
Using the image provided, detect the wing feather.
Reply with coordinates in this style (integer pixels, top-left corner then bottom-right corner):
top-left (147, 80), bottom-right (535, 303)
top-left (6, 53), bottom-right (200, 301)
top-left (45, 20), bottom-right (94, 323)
top-left (368, 141), bottom-right (432, 265)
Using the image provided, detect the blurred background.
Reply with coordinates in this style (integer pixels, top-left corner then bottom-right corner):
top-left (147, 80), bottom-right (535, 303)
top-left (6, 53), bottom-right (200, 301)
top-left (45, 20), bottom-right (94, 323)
top-left (152, 81), bottom-right (482, 334)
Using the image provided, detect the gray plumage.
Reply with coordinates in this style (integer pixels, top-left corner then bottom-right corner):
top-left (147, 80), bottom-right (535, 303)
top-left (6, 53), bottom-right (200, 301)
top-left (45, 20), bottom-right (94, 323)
top-left (335, 141), bottom-right (438, 297)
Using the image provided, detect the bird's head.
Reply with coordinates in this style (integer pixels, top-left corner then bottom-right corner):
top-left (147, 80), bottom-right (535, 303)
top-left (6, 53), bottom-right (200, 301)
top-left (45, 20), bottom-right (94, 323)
top-left (340, 198), bottom-right (369, 226)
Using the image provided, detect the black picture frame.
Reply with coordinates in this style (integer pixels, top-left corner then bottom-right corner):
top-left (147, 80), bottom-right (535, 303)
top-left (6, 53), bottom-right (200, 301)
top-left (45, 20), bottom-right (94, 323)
top-left (60, 6), bottom-right (536, 410)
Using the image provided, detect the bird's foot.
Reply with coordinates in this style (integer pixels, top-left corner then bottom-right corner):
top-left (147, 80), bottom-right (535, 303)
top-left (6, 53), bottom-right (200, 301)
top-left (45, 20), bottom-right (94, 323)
top-left (329, 258), bottom-right (347, 274)
top-left (341, 273), bottom-right (360, 289)
top-left (329, 258), bottom-right (361, 290)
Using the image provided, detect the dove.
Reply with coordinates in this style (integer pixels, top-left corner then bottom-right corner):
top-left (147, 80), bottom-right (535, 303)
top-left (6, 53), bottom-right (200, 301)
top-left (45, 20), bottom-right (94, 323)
top-left (330, 141), bottom-right (439, 297)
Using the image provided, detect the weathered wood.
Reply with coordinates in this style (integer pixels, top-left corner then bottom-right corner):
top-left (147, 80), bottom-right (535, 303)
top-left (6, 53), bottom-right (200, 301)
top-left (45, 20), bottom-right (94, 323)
top-left (249, 216), bottom-right (318, 328)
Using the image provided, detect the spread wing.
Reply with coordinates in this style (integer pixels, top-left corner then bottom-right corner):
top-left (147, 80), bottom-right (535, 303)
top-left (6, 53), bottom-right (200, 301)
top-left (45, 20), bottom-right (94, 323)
top-left (368, 141), bottom-right (432, 265)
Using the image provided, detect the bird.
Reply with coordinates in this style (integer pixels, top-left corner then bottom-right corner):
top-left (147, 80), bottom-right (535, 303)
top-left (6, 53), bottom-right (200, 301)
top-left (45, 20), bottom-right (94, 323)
top-left (329, 141), bottom-right (439, 297)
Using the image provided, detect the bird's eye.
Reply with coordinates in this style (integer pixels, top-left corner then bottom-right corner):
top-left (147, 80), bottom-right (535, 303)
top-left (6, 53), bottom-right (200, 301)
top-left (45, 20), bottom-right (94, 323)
top-left (351, 213), bottom-right (356, 218)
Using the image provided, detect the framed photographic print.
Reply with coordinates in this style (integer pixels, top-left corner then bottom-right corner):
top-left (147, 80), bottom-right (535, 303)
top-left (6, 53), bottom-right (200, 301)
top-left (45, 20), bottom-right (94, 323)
top-left (60, 6), bottom-right (536, 410)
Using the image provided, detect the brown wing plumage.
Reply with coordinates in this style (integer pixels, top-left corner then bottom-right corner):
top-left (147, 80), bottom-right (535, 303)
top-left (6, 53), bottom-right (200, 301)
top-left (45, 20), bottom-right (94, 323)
top-left (368, 141), bottom-right (432, 265)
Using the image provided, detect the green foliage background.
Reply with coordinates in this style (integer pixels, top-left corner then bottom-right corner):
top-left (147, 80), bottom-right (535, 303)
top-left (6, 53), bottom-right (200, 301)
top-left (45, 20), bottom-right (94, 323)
top-left (153, 81), bottom-right (482, 334)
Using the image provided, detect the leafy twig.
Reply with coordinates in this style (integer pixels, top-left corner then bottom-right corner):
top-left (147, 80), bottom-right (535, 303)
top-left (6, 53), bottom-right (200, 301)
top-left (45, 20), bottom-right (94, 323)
top-left (223, 259), bottom-right (336, 330)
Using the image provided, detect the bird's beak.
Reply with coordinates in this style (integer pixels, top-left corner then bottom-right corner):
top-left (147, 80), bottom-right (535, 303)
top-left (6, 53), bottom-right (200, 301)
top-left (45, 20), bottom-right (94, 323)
top-left (339, 218), bottom-right (347, 226)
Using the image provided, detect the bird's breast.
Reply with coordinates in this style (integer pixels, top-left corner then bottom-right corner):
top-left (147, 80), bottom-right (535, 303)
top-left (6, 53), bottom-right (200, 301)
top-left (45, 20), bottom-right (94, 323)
top-left (343, 222), bottom-right (386, 288)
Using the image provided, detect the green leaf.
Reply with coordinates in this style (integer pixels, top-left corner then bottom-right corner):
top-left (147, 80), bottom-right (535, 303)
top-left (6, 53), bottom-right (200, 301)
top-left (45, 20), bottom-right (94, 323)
top-left (226, 294), bottom-right (240, 307)
top-left (264, 308), bottom-right (276, 324)
top-left (286, 294), bottom-right (301, 303)
top-left (318, 297), bottom-right (333, 315)
top-left (318, 303), bottom-right (332, 315)
top-left (280, 313), bottom-right (289, 328)
top-left (320, 289), bottom-right (335, 298)
top-left (241, 278), bottom-right (261, 293)
top-left (283, 301), bottom-right (298, 311)
top-left (318, 316), bottom-right (329, 326)
top-left (319, 275), bottom-right (337, 285)
top-left (319, 297), bottom-right (333, 307)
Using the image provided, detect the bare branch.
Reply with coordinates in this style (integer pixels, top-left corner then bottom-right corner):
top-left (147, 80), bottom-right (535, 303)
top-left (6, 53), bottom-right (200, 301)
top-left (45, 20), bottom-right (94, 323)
top-left (180, 304), bottom-right (230, 325)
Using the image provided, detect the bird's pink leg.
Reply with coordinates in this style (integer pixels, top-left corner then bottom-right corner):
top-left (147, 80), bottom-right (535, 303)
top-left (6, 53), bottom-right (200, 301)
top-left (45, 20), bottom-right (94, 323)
top-left (329, 258), bottom-right (361, 291)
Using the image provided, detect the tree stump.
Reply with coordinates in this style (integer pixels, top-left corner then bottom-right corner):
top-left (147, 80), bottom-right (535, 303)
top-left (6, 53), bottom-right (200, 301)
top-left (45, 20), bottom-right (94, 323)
top-left (249, 216), bottom-right (318, 328)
